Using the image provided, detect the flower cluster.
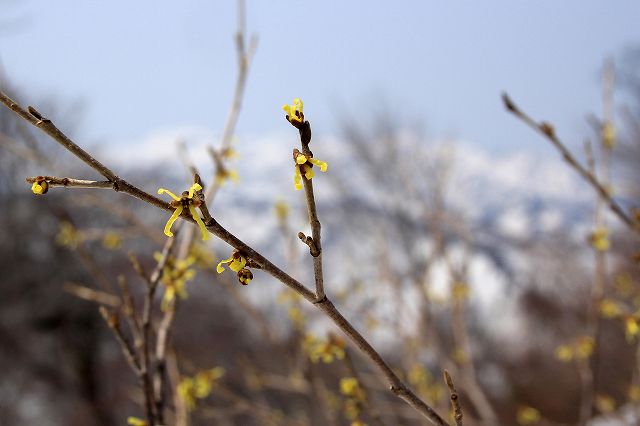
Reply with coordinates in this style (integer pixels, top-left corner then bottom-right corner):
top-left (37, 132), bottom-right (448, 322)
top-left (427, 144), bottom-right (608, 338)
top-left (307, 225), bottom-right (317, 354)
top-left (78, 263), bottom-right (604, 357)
top-left (177, 367), bottom-right (226, 411)
top-left (154, 252), bottom-right (197, 311)
top-left (217, 250), bottom-right (253, 285)
top-left (340, 377), bottom-right (366, 424)
top-left (554, 335), bottom-right (595, 362)
top-left (158, 183), bottom-right (209, 241)
top-left (292, 148), bottom-right (328, 190)
top-left (282, 98), bottom-right (304, 125)
top-left (589, 226), bottom-right (610, 251)
top-left (302, 333), bottom-right (346, 363)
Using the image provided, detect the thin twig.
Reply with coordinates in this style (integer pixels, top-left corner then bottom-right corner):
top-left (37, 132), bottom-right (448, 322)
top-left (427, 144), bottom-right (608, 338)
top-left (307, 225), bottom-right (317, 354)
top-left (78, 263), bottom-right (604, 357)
top-left (501, 92), bottom-right (637, 232)
top-left (444, 370), bottom-right (463, 426)
top-left (296, 120), bottom-right (325, 301)
top-left (64, 282), bottom-right (121, 307)
top-left (26, 175), bottom-right (114, 189)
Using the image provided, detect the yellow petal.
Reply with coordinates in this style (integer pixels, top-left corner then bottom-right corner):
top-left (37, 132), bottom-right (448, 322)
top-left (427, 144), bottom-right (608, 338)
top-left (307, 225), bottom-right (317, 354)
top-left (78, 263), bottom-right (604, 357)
top-left (294, 167), bottom-right (303, 190)
top-left (216, 256), bottom-right (233, 273)
top-left (308, 158), bottom-right (328, 172)
top-left (296, 154), bottom-right (308, 164)
top-left (163, 205), bottom-right (183, 237)
top-left (229, 256), bottom-right (246, 272)
top-left (304, 168), bottom-right (315, 180)
top-left (158, 188), bottom-right (181, 201)
top-left (188, 205), bottom-right (209, 241)
top-left (187, 183), bottom-right (203, 198)
top-left (31, 182), bottom-right (44, 195)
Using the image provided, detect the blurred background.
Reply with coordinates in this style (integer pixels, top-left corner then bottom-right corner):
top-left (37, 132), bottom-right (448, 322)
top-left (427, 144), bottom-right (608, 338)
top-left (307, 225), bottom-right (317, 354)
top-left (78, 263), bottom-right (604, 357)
top-left (1, 1), bottom-right (640, 425)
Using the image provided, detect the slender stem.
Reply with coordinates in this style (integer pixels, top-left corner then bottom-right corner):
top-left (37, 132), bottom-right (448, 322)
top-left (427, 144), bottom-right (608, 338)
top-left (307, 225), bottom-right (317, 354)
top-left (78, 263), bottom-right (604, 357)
top-left (298, 120), bottom-right (325, 300)
top-left (444, 370), bottom-right (463, 426)
top-left (501, 93), bottom-right (637, 233)
top-left (26, 176), bottom-right (114, 189)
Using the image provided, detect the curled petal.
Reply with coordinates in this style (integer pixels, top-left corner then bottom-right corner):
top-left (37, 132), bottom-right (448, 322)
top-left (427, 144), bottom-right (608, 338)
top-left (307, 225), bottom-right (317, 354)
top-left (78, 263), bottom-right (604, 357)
top-left (304, 167), bottom-right (315, 180)
top-left (188, 204), bottom-right (209, 241)
top-left (229, 256), bottom-right (246, 272)
top-left (158, 188), bottom-right (181, 201)
top-left (294, 166), bottom-right (303, 190)
top-left (163, 205), bottom-right (184, 237)
top-left (217, 256), bottom-right (234, 273)
top-left (187, 183), bottom-right (203, 199)
top-left (296, 154), bottom-right (308, 165)
top-left (308, 158), bottom-right (328, 172)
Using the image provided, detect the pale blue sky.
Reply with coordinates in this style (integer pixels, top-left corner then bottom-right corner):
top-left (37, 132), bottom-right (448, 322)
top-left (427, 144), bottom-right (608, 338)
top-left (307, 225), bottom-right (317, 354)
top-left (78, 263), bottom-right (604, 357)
top-left (1, 1), bottom-right (640, 154)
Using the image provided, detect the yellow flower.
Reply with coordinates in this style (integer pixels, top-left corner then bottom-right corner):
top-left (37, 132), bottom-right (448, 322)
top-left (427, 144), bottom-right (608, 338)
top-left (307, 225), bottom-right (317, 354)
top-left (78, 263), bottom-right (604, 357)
top-left (194, 367), bottom-right (225, 398)
top-left (274, 200), bottom-right (289, 221)
top-left (589, 226), bottom-right (610, 251)
top-left (626, 316), bottom-right (640, 343)
top-left (599, 298), bottom-right (622, 318)
top-left (303, 334), bottom-right (346, 363)
top-left (595, 394), bottom-right (615, 413)
top-left (154, 253), bottom-right (196, 311)
top-left (237, 268), bottom-right (253, 285)
top-left (102, 232), bottom-right (122, 250)
top-left (215, 167), bottom-right (239, 186)
top-left (31, 176), bottom-right (48, 195)
top-left (157, 183), bottom-right (209, 240)
top-left (516, 406), bottom-right (541, 425)
top-left (602, 121), bottom-right (616, 149)
top-left (216, 251), bottom-right (247, 273)
top-left (56, 221), bottom-right (80, 248)
top-left (177, 377), bottom-right (198, 410)
top-left (452, 282), bottom-right (470, 301)
top-left (340, 377), bottom-right (365, 403)
top-left (127, 417), bottom-right (147, 426)
top-left (293, 149), bottom-right (328, 190)
top-left (555, 345), bottom-right (573, 362)
top-left (282, 98), bottom-right (304, 124)
top-left (629, 384), bottom-right (640, 402)
top-left (575, 335), bottom-right (594, 359)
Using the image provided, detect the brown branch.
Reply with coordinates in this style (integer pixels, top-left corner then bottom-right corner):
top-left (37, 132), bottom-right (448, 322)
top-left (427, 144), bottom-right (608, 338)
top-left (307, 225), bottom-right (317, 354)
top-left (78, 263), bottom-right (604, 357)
top-left (444, 370), bottom-right (463, 426)
top-left (501, 92), bottom-right (637, 232)
top-left (26, 175), bottom-right (114, 189)
top-left (296, 120), bottom-right (325, 301)
top-left (63, 282), bottom-right (120, 307)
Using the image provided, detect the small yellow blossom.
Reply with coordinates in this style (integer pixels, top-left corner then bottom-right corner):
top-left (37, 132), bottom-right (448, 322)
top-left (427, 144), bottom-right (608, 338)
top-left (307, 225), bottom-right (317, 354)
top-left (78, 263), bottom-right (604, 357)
top-left (629, 384), bottom-right (640, 402)
top-left (154, 253), bottom-right (196, 311)
top-left (340, 377), bottom-right (364, 401)
top-left (595, 394), bottom-right (615, 413)
top-left (575, 335), bottom-right (594, 359)
top-left (194, 367), bottom-right (225, 398)
top-left (452, 347), bottom-right (468, 364)
top-left (237, 268), bottom-right (253, 285)
top-left (626, 316), bottom-right (640, 343)
top-left (56, 222), bottom-right (80, 248)
top-left (602, 121), bottom-right (616, 149)
top-left (127, 417), bottom-right (147, 426)
top-left (615, 274), bottom-right (634, 298)
top-left (293, 149), bottom-right (328, 190)
top-left (452, 281), bottom-right (470, 301)
top-left (216, 251), bottom-right (247, 273)
top-left (102, 232), bottom-right (122, 250)
top-left (599, 298), bottom-right (622, 318)
top-left (555, 345), bottom-right (573, 362)
top-left (282, 98), bottom-right (304, 124)
top-left (274, 200), bottom-right (289, 221)
top-left (157, 183), bottom-right (209, 241)
top-left (303, 334), bottom-right (346, 364)
top-left (215, 167), bottom-right (239, 186)
top-left (31, 176), bottom-right (48, 195)
top-left (589, 226), bottom-right (610, 251)
top-left (177, 377), bottom-right (198, 410)
top-left (516, 406), bottom-right (541, 425)
top-left (287, 306), bottom-right (306, 329)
